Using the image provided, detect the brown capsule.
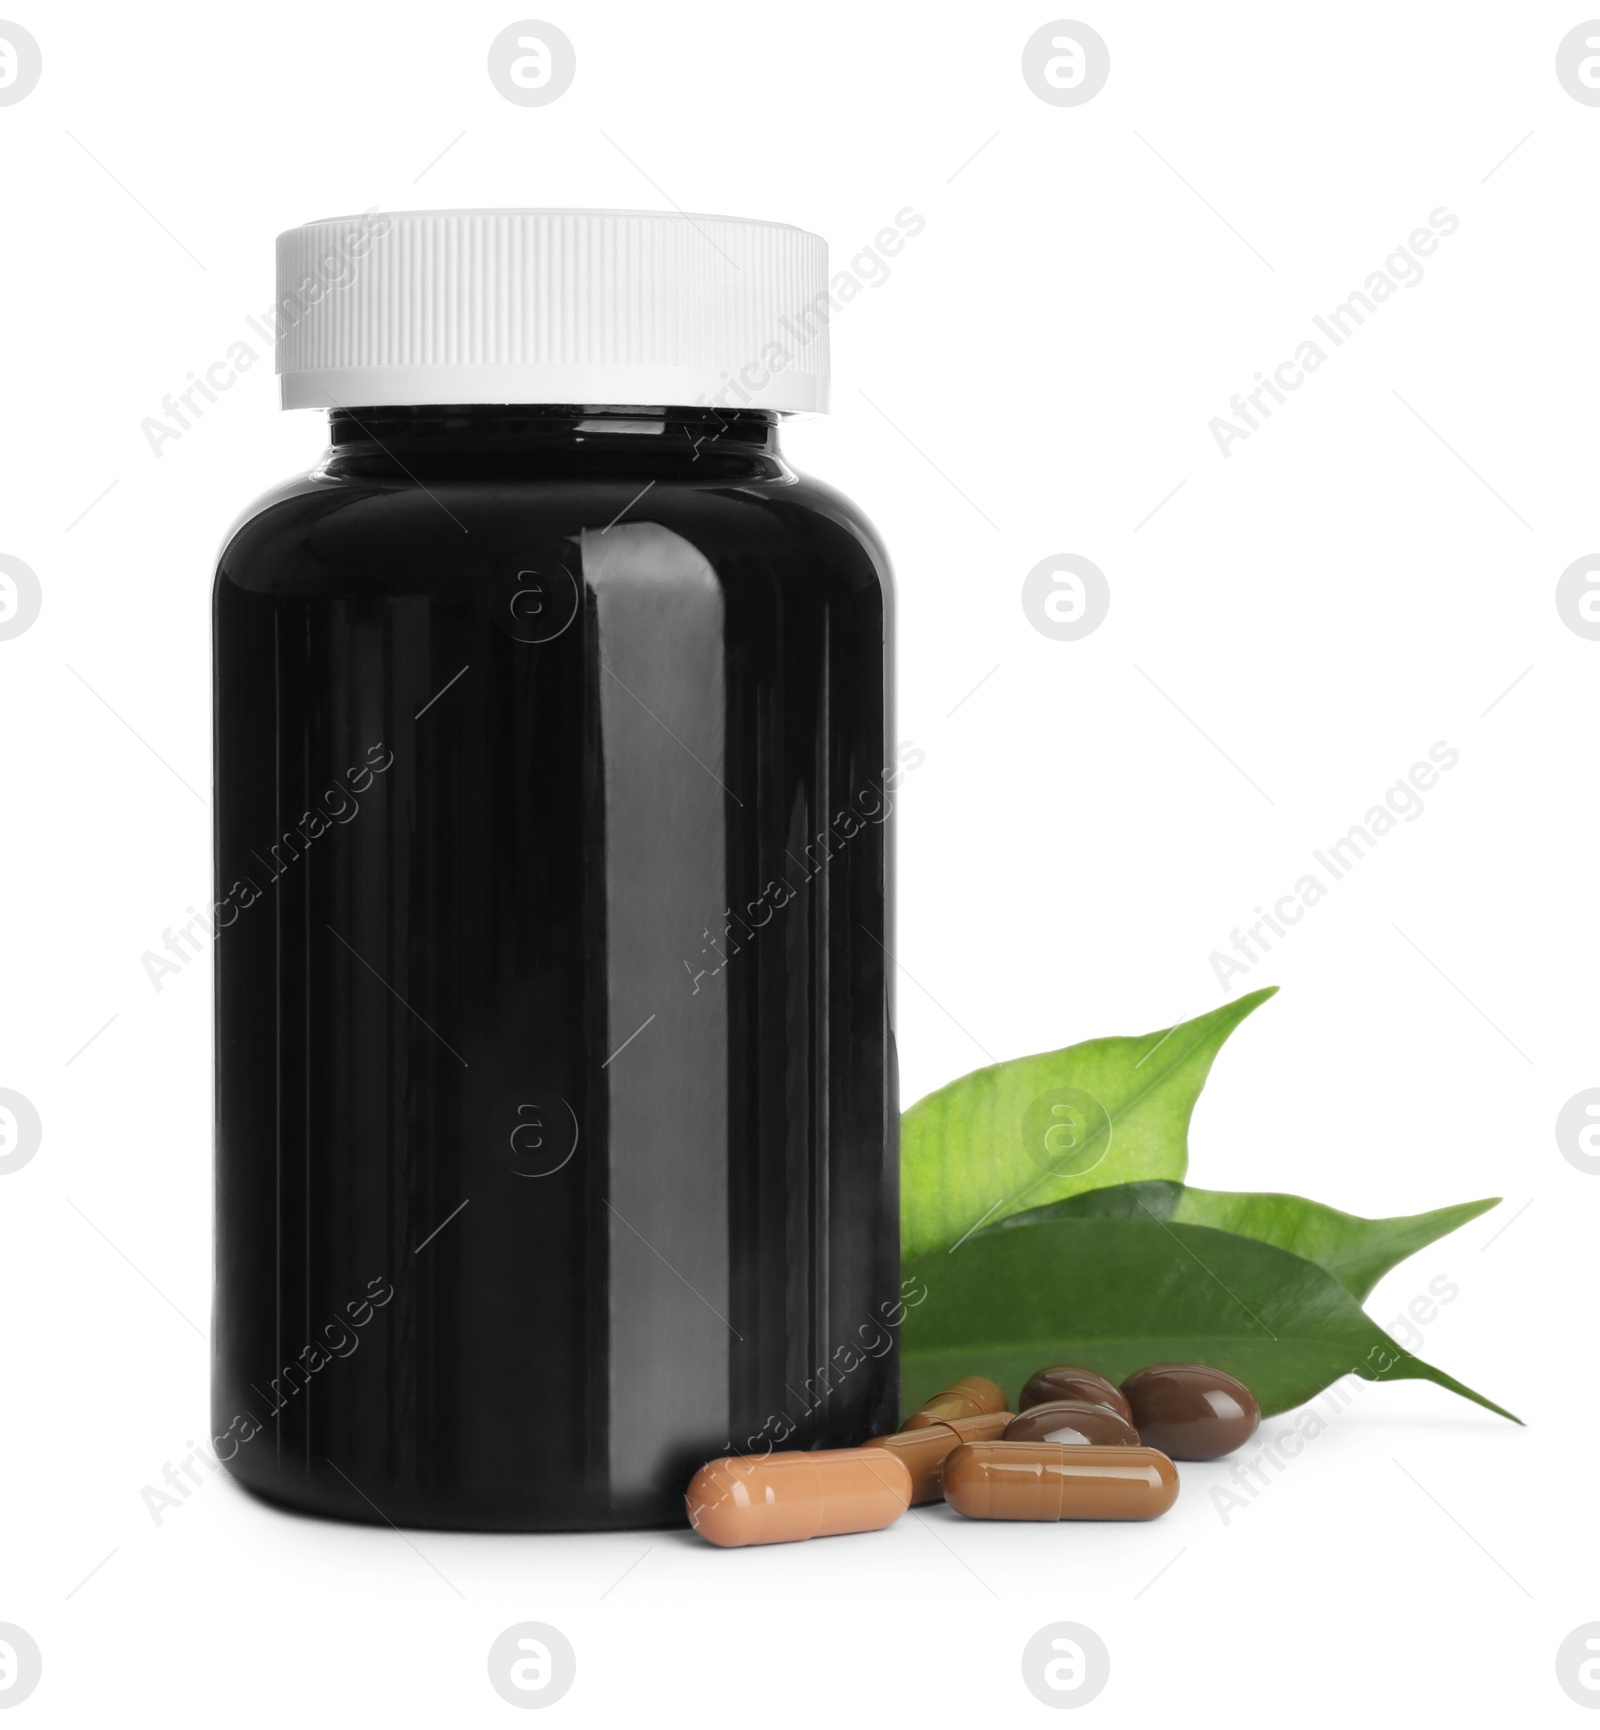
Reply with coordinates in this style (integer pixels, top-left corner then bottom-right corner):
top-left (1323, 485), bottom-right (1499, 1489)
top-left (1002, 1399), bottom-right (1141, 1448)
top-left (1121, 1363), bottom-right (1261, 1460)
top-left (686, 1447), bottom-right (913, 1547)
top-left (1018, 1364), bottom-right (1133, 1422)
top-left (942, 1442), bottom-right (1178, 1521)
top-left (902, 1375), bottom-right (1008, 1429)
top-left (866, 1412), bottom-right (1013, 1504)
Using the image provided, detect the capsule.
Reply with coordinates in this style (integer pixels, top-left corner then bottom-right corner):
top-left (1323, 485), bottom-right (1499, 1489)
top-left (902, 1375), bottom-right (1008, 1429)
top-left (686, 1447), bottom-right (913, 1547)
top-left (942, 1442), bottom-right (1178, 1521)
top-left (1121, 1363), bottom-right (1260, 1460)
top-left (1018, 1364), bottom-right (1133, 1421)
top-left (1003, 1399), bottom-right (1141, 1448)
top-left (866, 1411), bottom-right (1013, 1504)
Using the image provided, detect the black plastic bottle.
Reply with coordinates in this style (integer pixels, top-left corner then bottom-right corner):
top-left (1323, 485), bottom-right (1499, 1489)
top-left (211, 210), bottom-right (900, 1530)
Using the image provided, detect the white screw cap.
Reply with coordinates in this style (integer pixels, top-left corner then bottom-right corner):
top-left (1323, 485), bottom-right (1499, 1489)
top-left (274, 208), bottom-right (830, 414)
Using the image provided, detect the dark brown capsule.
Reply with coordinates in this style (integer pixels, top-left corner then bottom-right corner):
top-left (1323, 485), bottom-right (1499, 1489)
top-left (1121, 1363), bottom-right (1261, 1460)
top-left (1017, 1364), bottom-right (1133, 1421)
top-left (865, 1411), bottom-right (1013, 1504)
top-left (902, 1375), bottom-right (1007, 1430)
top-left (1002, 1399), bottom-right (1141, 1447)
top-left (942, 1442), bottom-right (1178, 1521)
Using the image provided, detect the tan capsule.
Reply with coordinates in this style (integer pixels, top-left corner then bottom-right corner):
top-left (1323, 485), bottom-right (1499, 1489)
top-left (902, 1375), bottom-right (1008, 1429)
top-left (1002, 1399), bottom-right (1141, 1448)
top-left (686, 1448), bottom-right (912, 1547)
top-left (866, 1411), bottom-right (1013, 1504)
top-left (942, 1442), bottom-right (1178, 1521)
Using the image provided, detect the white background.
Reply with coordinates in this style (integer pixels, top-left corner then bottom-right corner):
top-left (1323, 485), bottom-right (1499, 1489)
top-left (1, 0), bottom-right (1594, 1721)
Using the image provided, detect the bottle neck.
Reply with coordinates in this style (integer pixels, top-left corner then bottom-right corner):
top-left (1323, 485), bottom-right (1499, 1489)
top-left (323, 404), bottom-right (786, 481)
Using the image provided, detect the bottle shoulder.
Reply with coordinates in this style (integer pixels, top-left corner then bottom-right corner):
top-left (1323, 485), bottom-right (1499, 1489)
top-left (213, 467), bottom-right (336, 583)
top-left (216, 460), bottom-right (893, 601)
top-left (778, 469), bottom-right (894, 579)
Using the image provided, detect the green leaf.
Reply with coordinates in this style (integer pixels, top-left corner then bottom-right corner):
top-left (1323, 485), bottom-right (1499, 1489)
top-left (989, 1181), bottom-right (1500, 1303)
top-left (900, 987), bottom-right (1277, 1260)
top-left (901, 1216), bottom-right (1519, 1422)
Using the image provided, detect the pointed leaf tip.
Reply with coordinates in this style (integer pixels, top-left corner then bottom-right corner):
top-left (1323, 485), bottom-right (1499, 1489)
top-left (901, 991), bottom-right (1278, 1258)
